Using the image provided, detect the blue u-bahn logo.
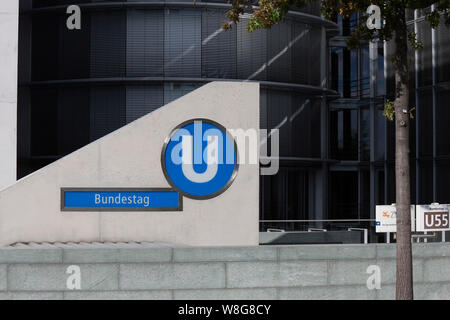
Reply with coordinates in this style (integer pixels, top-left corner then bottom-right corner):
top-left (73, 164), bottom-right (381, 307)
top-left (161, 119), bottom-right (239, 199)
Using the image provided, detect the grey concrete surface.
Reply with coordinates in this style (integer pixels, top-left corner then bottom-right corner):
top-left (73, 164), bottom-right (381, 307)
top-left (0, 242), bottom-right (449, 299)
top-left (0, 82), bottom-right (260, 247)
top-left (0, 0), bottom-right (18, 190)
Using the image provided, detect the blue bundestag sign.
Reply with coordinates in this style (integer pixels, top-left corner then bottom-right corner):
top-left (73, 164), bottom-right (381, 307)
top-left (61, 118), bottom-right (237, 211)
top-left (61, 188), bottom-right (182, 211)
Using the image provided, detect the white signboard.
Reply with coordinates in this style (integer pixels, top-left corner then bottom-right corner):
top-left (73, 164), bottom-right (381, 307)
top-left (376, 205), bottom-right (416, 233)
top-left (416, 204), bottom-right (450, 232)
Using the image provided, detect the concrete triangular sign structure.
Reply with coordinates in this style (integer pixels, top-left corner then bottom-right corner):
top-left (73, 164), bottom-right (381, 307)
top-left (0, 82), bottom-right (260, 247)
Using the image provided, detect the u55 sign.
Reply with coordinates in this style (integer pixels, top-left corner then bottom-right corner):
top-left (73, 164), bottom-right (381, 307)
top-left (416, 204), bottom-right (450, 232)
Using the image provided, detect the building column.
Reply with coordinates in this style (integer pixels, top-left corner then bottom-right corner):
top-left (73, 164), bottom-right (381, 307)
top-left (319, 26), bottom-right (328, 223)
top-left (431, 4), bottom-right (437, 202)
top-left (369, 40), bottom-right (378, 223)
top-left (0, 0), bottom-right (19, 190)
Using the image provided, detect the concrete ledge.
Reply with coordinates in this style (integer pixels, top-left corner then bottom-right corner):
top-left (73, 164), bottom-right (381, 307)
top-left (0, 248), bottom-right (62, 263)
top-left (63, 248), bottom-right (172, 263)
top-left (279, 244), bottom-right (377, 260)
top-left (173, 247), bottom-right (277, 262)
top-left (120, 263), bottom-right (226, 290)
top-left (0, 243), bottom-right (449, 299)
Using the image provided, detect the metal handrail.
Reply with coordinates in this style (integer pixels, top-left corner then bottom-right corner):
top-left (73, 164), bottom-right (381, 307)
top-left (348, 228), bottom-right (368, 244)
top-left (260, 219), bottom-right (376, 222)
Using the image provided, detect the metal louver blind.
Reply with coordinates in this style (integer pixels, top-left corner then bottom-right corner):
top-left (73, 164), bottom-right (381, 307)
top-left (418, 88), bottom-right (433, 157)
top-left (127, 9), bottom-right (164, 77)
top-left (267, 90), bottom-right (292, 156)
top-left (90, 86), bottom-right (126, 141)
top-left (268, 21), bottom-right (292, 83)
top-left (237, 18), bottom-right (267, 81)
top-left (164, 9), bottom-right (201, 77)
top-left (260, 88), bottom-right (268, 130)
top-left (201, 9), bottom-right (237, 79)
top-left (437, 19), bottom-right (450, 82)
top-left (308, 28), bottom-right (321, 86)
top-left (290, 95), bottom-right (321, 158)
top-left (59, 13), bottom-right (90, 80)
top-left (57, 87), bottom-right (90, 155)
top-left (126, 85), bottom-right (164, 123)
top-left (417, 20), bottom-right (433, 86)
top-left (292, 23), bottom-right (310, 85)
top-left (90, 11), bottom-right (126, 78)
top-left (163, 83), bottom-right (201, 105)
top-left (31, 15), bottom-right (59, 81)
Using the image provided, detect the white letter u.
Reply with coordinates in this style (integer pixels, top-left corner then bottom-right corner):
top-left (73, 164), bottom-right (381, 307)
top-left (182, 135), bottom-right (218, 183)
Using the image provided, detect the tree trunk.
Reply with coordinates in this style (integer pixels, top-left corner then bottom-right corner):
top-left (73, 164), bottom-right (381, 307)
top-left (393, 8), bottom-right (413, 300)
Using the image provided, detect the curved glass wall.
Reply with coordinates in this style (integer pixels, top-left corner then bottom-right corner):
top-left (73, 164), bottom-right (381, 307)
top-left (19, 2), bottom-right (335, 165)
top-left (18, 0), bottom-right (337, 235)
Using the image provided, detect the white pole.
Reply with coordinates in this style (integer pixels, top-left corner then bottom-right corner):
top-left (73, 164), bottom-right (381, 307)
top-left (0, 0), bottom-right (19, 190)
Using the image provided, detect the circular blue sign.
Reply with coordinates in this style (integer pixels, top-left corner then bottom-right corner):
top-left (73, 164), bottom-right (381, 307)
top-left (161, 119), bottom-right (239, 199)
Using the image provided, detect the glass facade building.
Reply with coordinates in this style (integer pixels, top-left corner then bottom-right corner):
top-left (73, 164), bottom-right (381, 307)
top-left (17, 1), bottom-right (450, 242)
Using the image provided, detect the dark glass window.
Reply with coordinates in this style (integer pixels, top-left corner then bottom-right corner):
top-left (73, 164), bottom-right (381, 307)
top-left (376, 170), bottom-right (385, 205)
top-left (437, 161), bottom-right (450, 203)
top-left (405, 9), bottom-right (415, 22)
top-left (386, 165), bottom-right (396, 204)
top-left (331, 47), bottom-right (339, 92)
top-left (386, 116), bottom-right (395, 161)
top-left (377, 47), bottom-right (385, 96)
top-left (260, 168), bottom-right (310, 230)
top-left (291, 96), bottom-right (321, 158)
top-left (31, 88), bottom-right (58, 156)
top-left (361, 47), bottom-right (370, 98)
top-left (328, 171), bottom-right (358, 219)
top-left (31, 15), bottom-right (59, 81)
top-left (329, 109), bottom-right (358, 160)
top-left (33, 0), bottom-right (91, 8)
top-left (375, 108), bottom-right (386, 161)
top-left (417, 20), bottom-right (433, 87)
top-left (418, 160), bottom-right (434, 204)
top-left (360, 170), bottom-right (370, 219)
top-left (436, 89), bottom-right (450, 156)
top-left (360, 107), bottom-right (370, 161)
top-left (338, 13), bottom-right (359, 37)
top-left (418, 88), bottom-right (433, 157)
top-left (410, 161), bottom-right (417, 204)
top-left (385, 40), bottom-right (396, 99)
top-left (437, 18), bottom-right (450, 83)
top-left (330, 47), bottom-right (359, 98)
top-left (265, 90), bottom-right (320, 158)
